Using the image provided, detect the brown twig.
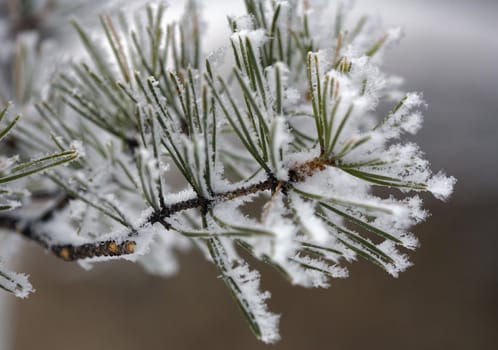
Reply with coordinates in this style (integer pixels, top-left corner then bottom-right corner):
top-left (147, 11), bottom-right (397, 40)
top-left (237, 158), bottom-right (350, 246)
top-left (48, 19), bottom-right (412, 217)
top-left (0, 157), bottom-right (333, 262)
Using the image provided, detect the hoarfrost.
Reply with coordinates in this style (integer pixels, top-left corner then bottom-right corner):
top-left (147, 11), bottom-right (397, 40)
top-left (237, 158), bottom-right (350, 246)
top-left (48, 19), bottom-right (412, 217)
top-left (225, 262), bottom-right (281, 344)
top-left (0, 263), bottom-right (34, 299)
top-left (428, 172), bottom-right (457, 201)
top-left (137, 226), bottom-right (191, 277)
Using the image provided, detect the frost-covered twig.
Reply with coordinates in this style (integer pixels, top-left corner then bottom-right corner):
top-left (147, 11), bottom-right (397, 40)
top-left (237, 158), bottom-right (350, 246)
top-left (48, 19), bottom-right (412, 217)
top-left (0, 156), bottom-right (333, 261)
top-left (0, 103), bottom-right (77, 297)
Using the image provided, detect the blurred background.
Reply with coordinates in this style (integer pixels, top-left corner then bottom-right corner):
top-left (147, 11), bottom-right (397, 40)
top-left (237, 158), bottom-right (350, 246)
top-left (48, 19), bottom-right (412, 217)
top-left (2, 0), bottom-right (498, 349)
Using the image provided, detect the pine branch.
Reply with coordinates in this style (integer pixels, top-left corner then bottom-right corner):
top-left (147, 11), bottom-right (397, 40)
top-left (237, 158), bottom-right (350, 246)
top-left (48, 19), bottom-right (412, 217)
top-left (0, 0), bottom-right (456, 342)
top-left (1, 157), bottom-right (332, 261)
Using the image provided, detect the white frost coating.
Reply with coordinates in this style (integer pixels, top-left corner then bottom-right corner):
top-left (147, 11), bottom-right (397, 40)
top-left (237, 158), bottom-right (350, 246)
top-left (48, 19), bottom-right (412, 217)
top-left (261, 194), bottom-right (297, 264)
top-left (401, 111), bottom-right (424, 135)
top-left (70, 140), bottom-right (86, 158)
top-left (224, 262), bottom-right (281, 344)
top-left (137, 227), bottom-right (190, 277)
top-left (231, 29), bottom-right (267, 50)
top-left (0, 262), bottom-right (34, 299)
top-left (68, 199), bottom-right (86, 221)
top-left (0, 155), bottom-right (18, 172)
top-left (428, 172), bottom-right (457, 201)
top-left (290, 193), bottom-right (329, 244)
top-left (266, 62), bottom-right (300, 112)
top-left (0, 200), bottom-right (21, 211)
top-left (293, 254), bottom-right (349, 279)
top-left (270, 116), bottom-right (292, 180)
top-left (296, 168), bottom-right (409, 217)
top-left (375, 92), bottom-right (426, 140)
top-left (207, 237), bottom-right (280, 343)
top-left (403, 92), bottom-right (424, 109)
top-left (284, 260), bottom-right (330, 288)
top-left (376, 241), bottom-right (412, 277)
top-left (228, 14), bottom-right (254, 32)
top-left (206, 46), bottom-right (227, 71)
